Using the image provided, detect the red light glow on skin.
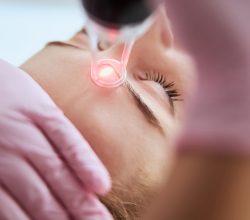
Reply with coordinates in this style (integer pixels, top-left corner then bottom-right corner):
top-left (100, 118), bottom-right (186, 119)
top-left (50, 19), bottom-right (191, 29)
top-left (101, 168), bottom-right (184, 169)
top-left (97, 65), bottom-right (119, 82)
top-left (108, 29), bottom-right (119, 42)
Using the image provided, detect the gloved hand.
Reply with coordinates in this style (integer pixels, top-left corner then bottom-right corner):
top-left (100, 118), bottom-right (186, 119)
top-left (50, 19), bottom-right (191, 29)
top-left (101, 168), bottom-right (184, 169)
top-left (0, 59), bottom-right (112, 220)
top-left (163, 1), bottom-right (250, 152)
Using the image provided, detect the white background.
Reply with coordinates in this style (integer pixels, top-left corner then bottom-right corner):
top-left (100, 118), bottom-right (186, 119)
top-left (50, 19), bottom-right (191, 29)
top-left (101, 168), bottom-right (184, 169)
top-left (0, 0), bottom-right (85, 66)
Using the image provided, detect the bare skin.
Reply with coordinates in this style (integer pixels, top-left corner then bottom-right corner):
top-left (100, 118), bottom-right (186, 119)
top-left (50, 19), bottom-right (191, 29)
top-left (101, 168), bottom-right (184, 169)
top-left (21, 9), bottom-right (194, 219)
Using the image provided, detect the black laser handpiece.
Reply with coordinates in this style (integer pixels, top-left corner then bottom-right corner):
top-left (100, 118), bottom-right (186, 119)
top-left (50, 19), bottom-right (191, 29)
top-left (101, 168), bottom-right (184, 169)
top-left (81, 0), bottom-right (156, 88)
top-left (81, 0), bottom-right (153, 29)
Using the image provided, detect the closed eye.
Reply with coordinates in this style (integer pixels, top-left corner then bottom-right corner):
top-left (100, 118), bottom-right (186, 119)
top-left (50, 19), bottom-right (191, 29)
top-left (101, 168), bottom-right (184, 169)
top-left (124, 81), bottom-right (164, 133)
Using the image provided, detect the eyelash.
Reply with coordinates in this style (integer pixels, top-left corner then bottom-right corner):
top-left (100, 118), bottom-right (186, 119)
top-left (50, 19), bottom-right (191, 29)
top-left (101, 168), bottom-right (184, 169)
top-left (143, 71), bottom-right (181, 103)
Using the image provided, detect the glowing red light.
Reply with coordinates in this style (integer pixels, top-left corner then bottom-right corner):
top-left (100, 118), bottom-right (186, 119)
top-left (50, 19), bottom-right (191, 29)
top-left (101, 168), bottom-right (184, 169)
top-left (98, 65), bottom-right (114, 78)
top-left (108, 29), bottom-right (119, 42)
top-left (91, 59), bottom-right (125, 87)
top-left (96, 65), bottom-right (119, 83)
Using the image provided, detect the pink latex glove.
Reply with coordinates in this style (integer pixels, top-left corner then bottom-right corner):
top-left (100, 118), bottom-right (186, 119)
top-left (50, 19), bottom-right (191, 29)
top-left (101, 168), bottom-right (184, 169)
top-left (163, 0), bottom-right (250, 153)
top-left (0, 59), bottom-right (112, 220)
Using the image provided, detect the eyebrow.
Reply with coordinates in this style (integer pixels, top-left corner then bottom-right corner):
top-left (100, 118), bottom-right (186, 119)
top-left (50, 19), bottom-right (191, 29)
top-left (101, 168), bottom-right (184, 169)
top-left (124, 82), bottom-right (163, 132)
top-left (46, 29), bottom-right (89, 49)
top-left (46, 41), bottom-right (82, 50)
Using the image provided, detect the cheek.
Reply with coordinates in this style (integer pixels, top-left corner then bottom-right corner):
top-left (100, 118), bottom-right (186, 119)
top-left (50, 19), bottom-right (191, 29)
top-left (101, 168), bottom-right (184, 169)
top-left (84, 118), bottom-right (171, 185)
top-left (65, 87), bottom-right (171, 184)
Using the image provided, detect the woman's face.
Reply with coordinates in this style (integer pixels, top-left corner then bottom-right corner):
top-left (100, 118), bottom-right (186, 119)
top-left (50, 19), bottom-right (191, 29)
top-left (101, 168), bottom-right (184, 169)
top-left (21, 9), bottom-right (194, 218)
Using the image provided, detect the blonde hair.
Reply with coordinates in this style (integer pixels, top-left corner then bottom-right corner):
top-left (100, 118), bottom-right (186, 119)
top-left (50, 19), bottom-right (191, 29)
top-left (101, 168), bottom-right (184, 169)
top-left (100, 176), bottom-right (157, 220)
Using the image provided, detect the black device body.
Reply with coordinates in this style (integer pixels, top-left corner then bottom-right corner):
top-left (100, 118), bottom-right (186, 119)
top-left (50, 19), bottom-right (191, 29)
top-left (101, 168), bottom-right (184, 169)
top-left (81, 0), bottom-right (154, 29)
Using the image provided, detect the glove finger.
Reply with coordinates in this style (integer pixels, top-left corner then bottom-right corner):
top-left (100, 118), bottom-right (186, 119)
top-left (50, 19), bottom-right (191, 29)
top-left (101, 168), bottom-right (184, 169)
top-left (29, 105), bottom-right (111, 195)
top-left (0, 151), bottom-right (70, 220)
top-left (77, 192), bottom-right (114, 220)
top-left (0, 61), bottom-right (111, 195)
top-left (0, 184), bottom-right (30, 220)
top-left (0, 117), bottom-right (112, 220)
top-left (24, 130), bottom-right (113, 220)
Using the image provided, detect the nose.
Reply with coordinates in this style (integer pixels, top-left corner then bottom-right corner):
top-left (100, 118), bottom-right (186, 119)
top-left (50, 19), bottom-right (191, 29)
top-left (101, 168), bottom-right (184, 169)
top-left (158, 6), bottom-right (174, 48)
top-left (138, 6), bottom-right (174, 49)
